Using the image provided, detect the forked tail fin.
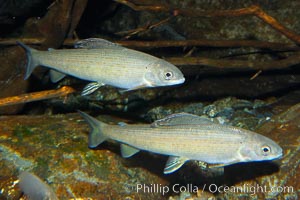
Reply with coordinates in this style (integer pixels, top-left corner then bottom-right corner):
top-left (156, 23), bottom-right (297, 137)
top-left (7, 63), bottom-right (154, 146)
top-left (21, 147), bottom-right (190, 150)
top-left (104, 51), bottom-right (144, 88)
top-left (78, 110), bottom-right (108, 148)
top-left (17, 41), bottom-right (39, 80)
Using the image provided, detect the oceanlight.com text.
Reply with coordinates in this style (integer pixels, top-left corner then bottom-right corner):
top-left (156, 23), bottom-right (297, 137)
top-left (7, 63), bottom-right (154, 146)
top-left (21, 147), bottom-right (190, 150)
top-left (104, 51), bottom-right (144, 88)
top-left (134, 183), bottom-right (294, 196)
top-left (204, 184), bottom-right (294, 195)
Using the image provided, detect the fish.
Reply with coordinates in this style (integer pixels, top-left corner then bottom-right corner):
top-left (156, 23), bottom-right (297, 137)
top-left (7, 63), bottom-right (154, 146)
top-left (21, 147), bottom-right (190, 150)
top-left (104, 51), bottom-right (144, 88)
top-left (18, 171), bottom-right (58, 200)
top-left (17, 38), bottom-right (185, 95)
top-left (79, 111), bottom-right (283, 174)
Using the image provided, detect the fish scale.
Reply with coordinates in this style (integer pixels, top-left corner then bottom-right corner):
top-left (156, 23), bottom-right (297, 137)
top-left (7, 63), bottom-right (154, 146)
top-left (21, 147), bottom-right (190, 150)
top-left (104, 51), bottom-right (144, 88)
top-left (106, 125), bottom-right (243, 161)
top-left (37, 49), bottom-right (156, 66)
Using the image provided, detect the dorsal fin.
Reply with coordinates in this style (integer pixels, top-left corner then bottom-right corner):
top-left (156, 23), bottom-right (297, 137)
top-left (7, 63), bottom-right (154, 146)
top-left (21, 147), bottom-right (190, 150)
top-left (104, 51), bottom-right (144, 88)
top-left (151, 112), bottom-right (213, 127)
top-left (118, 122), bottom-right (127, 127)
top-left (74, 38), bottom-right (124, 49)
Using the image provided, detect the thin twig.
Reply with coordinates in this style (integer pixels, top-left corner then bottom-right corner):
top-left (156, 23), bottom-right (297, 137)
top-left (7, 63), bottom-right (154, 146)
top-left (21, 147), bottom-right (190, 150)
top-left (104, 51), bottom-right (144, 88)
top-left (250, 70), bottom-right (262, 80)
top-left (0, 86), bottom-right (75, 107)
top-left (117, 40), bottom-right (299, 50)
top-left (114, 0), bottom-right (169, 12)
top-left (115, 16), bottom-right (173, 39)
top-left (114, 1), bottom-right (300, 44)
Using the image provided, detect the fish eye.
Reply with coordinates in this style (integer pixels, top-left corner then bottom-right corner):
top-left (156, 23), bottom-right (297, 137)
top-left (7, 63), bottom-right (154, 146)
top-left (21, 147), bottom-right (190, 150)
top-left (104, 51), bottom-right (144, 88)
top-left (164, 72), bottom-right (173, 80)
top-left (261, 145), bottom-right (271, 156)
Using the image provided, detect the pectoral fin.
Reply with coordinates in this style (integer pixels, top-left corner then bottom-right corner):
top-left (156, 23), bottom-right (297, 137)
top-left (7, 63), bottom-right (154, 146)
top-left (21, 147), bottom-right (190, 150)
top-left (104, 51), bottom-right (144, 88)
top-left (164, 156), bottom-right (189, 174)
top-left (49, 70), bottom-right (66, 83)
top-left (81, 82), bottom-right (105, 96)
top-left (120, 144), bottom-right (140, 158)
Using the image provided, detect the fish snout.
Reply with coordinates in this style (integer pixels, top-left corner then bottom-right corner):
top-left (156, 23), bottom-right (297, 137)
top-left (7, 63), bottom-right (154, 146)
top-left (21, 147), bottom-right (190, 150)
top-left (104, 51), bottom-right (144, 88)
top-left (275, 147), bottom-right (283, 159)
top-left (172, 77), bottom-right (185, 85)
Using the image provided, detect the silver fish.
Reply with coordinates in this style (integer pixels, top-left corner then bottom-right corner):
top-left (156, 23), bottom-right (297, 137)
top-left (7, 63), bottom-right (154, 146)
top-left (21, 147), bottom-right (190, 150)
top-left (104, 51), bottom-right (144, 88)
top-left (17, 38), bottom-right (185, 95)
top-left (18, 171), bottom-right (58, 200)
top-left (79, 112), bottom-right (283, 174)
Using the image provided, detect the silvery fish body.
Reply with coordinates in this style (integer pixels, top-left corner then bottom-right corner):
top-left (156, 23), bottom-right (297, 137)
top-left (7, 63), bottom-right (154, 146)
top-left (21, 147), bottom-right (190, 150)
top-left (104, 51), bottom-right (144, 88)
top-left (19, 171), bottom-right (58, 200)
top-left (17, 38), bottom-right (185, 95)
top-left (79, 112), bottom-right (283, 174)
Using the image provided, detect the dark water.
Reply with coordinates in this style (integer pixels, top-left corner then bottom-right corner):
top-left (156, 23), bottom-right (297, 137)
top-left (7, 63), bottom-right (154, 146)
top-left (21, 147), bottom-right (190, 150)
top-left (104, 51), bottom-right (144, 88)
top-left (0, 0), bottom-right (299, 199)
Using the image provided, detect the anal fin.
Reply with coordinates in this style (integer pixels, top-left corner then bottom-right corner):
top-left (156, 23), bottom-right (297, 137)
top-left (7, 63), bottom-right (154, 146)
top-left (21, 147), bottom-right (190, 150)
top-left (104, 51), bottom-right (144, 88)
top-left (120, 144), bottom-right (140, 158)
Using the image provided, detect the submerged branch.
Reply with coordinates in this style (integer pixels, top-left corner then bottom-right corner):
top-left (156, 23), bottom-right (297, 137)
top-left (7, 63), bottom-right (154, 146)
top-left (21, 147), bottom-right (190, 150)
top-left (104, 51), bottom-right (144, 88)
top-left (115, 16), bottom-right (173, 39)
top-left (1, 38), bottom-right (299, 51)
top-left (117, 40), bottom-right (299, 51)
top-left (114, 1), bottom-right (300, 44)
top-left (0, 86), bottom-right (75, 107)
top-left (167, 53), bottom-right (300, 70)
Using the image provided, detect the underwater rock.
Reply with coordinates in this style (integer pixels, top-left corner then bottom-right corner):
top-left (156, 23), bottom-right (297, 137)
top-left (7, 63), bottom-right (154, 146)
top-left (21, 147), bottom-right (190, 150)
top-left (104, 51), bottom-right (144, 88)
top-left (145, 97), bottom-right (271, 130)
top-left (0, 47), bottom-right (29, 115)
top-left (0, 114), bottom-right (167, 200)
top-left (0, 96), bottom-right (299, 199)
top-left (146, 102), bottom-right (204, 122)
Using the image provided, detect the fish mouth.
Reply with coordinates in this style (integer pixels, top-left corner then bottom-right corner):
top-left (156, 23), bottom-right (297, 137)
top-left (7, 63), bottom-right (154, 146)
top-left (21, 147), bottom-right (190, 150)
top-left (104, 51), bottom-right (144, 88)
top-left (268, 151), bottom-right (283, 160)
top-left (148, 77), bottom-right (185, 87)
top-left (276, 151), bottom-right (283, 159)
top-left (170, 77), bottom-right (185, 85)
